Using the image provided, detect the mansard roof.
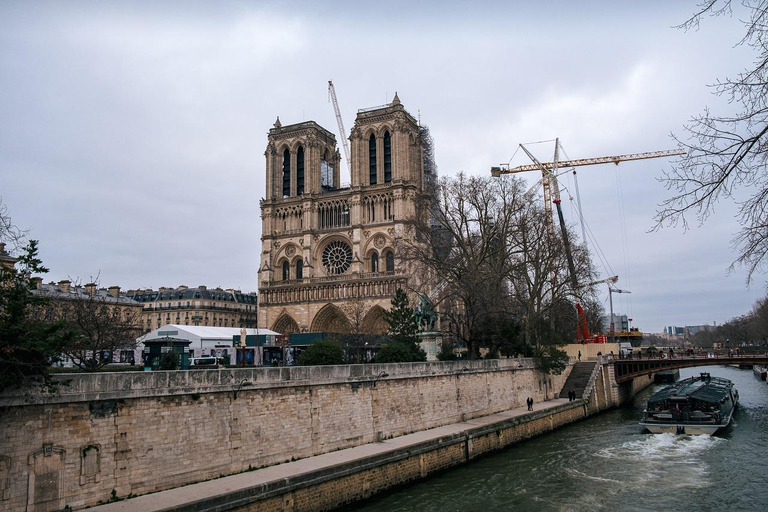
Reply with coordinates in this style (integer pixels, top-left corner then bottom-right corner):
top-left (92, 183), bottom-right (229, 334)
top-left (127, 286), bottom-right (257, 304)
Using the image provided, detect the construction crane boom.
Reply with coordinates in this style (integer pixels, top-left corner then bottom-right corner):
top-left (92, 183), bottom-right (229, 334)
top-left (328, 81), bottom-right (352, 178)
top-left (491, 148), bottom-right (685, 176)
top-left (491, 140), bottom-right (683, 343)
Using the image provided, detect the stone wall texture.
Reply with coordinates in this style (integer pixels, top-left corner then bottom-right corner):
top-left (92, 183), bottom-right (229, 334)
top-left (0, 359), bottom-right (578, 511)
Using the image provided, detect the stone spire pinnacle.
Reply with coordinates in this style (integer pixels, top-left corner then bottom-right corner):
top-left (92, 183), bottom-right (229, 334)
top-left (392, 92), bottom-right (401, 105)
top-left (274, 116), bottom-right (282, 128)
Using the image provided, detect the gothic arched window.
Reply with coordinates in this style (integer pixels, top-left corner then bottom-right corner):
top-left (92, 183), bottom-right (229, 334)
top-left (296, 146), bottom-right (305, 195)
top-left (369, 134), bottom-right (377, 185)
top-left (282, 261), bottom-right (290, 281)
top-left (296, 259), bottom-right (303, 280)
top-left (383, 131), bottom-right (392, 183)
top-left (385, 250), bottom-right (394, 273)
top-left (282, 148), bottom-right (291, 197)
top-left (370, 252), bottom-right (379, 273)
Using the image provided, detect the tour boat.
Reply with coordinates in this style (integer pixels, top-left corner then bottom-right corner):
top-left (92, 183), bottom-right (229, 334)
top-left (639, 373), bottom-right (738, 435)
top-left (754, 365), bottom-right (767, 381)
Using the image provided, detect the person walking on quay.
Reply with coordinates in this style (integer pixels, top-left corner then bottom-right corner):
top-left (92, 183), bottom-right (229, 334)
top-left (578, 350), bottom-right (581, 361)
top-left (527, 397), bottom-right (533, 411)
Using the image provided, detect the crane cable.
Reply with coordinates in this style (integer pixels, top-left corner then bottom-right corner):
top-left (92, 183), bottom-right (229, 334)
top-left (614, 165), bottom-right (633, 322)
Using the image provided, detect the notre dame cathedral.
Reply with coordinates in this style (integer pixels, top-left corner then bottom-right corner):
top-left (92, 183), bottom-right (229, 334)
top-left (258, 94), bottom-right (434, 335)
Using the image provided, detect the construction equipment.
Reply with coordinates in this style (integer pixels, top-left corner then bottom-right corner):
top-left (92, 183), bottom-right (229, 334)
top-left (575, 275), bottom-right (618, 342)
top-left (608, 287), bottom-right (631, 343)
top-left (328, 81), bottom-right (352, 178)
top-left (491, 142), bottom-right (685, 247)
top-left (491, 140), bottom-right (683, 342)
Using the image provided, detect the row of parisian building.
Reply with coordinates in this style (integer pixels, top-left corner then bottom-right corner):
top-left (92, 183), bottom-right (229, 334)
top-left (29, 279), bottom-right (258, 336)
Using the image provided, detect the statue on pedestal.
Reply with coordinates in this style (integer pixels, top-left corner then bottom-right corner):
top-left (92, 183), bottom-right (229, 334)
top-left (415, 293), bottom-right (438, 332)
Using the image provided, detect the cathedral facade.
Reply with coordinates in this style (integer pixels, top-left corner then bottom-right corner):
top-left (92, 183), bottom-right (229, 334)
top-left (258, 94), bottom-right (431, 334)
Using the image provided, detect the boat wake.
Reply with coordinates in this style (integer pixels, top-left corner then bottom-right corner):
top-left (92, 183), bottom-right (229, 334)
top-left (593, 433), bottom-right (724, 492)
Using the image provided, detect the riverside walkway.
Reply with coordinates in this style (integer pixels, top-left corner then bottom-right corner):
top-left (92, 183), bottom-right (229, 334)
top-left (92, 397), bottom-right (572, 512)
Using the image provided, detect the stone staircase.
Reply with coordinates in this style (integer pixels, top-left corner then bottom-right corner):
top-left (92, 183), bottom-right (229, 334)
top-left (559, 361), bottom-right (597, 399)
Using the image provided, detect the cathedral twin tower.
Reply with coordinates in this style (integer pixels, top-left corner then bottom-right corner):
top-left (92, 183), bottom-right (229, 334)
top-left (258, 94), bottom-right (431, 335)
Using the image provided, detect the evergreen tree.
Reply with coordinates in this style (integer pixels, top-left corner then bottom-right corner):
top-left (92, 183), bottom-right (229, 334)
top-left (379, 289), bottom-right (426, 362)
top-left (0, 240), bottom-right (71, 392)
top-left (384, 289), bottom-right (419, 344)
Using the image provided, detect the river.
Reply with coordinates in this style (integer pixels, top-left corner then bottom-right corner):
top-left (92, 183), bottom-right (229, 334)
top-left (343, 365), bottom-right (768, 512)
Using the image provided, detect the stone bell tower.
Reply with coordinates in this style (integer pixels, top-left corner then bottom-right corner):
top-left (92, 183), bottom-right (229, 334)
top-left (258, 94), bottom-right (431, 336)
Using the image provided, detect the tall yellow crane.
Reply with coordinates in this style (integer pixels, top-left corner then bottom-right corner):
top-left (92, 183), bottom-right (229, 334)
top-left (491, 140), bottom-right (684, 341)
top-left (491, 142), bottom-right (685, 247)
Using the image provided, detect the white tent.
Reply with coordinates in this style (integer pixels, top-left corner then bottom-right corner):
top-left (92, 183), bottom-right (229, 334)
top-left (136, 324), bottom-right (281, 359)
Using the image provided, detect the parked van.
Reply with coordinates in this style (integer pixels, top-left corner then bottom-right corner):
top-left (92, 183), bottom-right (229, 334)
top-left (618, 342), bottom-right (633, 357)
top-left (189, 356), bottom-right (218, 367)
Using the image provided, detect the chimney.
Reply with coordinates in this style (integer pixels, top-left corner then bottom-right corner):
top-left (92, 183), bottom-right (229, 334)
top-left (30, 276), bottom-right (43, 290)
top-left (178, 285), bottom-right (188, 290)
top-left (108, 285), bottom-right (120, 298)
top-left (85, 283), bottom-right (97, 296)
top-left (58, 280), bottom-right (71, 293)
top-left (198, 285), bottom-right (207, 290)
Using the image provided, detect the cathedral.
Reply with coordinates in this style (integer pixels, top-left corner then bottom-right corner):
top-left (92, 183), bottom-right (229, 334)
top-left (258, 94), bottom-right (433, 334)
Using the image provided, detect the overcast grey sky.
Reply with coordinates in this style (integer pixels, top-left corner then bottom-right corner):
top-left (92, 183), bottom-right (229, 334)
top-left (1, 0), bottom-right (764, 332)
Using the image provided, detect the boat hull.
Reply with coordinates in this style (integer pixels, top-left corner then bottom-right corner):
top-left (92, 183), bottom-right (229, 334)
top-left (639, 421), bottom-right (727, 435)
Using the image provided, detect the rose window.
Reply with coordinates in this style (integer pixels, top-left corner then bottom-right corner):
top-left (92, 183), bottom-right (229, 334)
top-left (322, 240), bottom-right (352, 275)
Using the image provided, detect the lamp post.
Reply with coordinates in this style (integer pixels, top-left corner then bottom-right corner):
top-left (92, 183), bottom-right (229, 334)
top-left (240, 327), bottom-right (247, 367)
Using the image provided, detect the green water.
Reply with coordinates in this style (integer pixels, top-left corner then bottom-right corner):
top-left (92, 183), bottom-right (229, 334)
top-left (344, 365), bottom-right (768, 512)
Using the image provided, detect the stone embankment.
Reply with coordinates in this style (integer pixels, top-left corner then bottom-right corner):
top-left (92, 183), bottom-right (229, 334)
top-left (0, 358), bottom-right (644, 511)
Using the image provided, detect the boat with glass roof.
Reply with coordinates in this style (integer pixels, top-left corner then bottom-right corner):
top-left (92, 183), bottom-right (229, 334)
top-left (639, 372), bottom-right (738, 435)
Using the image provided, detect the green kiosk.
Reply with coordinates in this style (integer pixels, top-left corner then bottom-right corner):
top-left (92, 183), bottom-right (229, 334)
top-left (142, 337), bottom-right (192, 370)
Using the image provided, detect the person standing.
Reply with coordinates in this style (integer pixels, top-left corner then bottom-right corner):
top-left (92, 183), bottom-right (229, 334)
top-left (527, 397), bottom-right (533, 411)
top-left (578, 350), bottom-right (581, 361)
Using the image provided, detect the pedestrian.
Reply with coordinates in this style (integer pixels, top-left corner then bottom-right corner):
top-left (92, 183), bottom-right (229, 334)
top-left (578, 350), bottom-right (581, 361)
top-left (527, 397), bottom-right (533, 411)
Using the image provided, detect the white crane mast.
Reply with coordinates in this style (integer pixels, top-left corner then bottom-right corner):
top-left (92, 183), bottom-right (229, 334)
top-left (328, 81), bottom-right (352, 179)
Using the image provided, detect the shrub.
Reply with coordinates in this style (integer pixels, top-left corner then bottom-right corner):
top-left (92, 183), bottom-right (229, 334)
top-left (298, 339), bottom-right (345, 366)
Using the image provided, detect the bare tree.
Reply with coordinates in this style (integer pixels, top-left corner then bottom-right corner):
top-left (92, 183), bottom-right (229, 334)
top-left (338, 295), bottom-right (372, 363)
top-left (655, 0), bottom-right (768, 281)
top-left (402, 173), bottom-right (601, 363)
top-left (402, 173), bottom-right (526, 358)
top-left (41, 283), bottom-right (143, 371)
top-left (0, 197), bottom-right (27, 252)
top-left (505, 194), bottom-right (602, 347)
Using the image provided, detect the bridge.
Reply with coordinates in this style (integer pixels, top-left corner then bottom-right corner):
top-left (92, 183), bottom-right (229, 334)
top-left (613, 354), bottom-right (768, 383)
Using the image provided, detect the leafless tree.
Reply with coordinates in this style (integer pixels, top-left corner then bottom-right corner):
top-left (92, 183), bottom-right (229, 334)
top-left (655, 0), bottom-right (768, 281)
top-left (505, 198), bottom-right (601, 347)
top-left (402, 173), bottom-right (601, 359)
top-left (37, 282), bottom-right (143, 371)
top-left (0, 197), bottom-right (27, 252)
top-left (338, 295), bottom-right (372, 363)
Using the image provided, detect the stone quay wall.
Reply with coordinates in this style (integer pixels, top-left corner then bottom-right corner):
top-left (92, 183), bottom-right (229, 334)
top-left (0, 359), bottom-right (574, 511)
top-left (231, 402), bottom-right (591, 512)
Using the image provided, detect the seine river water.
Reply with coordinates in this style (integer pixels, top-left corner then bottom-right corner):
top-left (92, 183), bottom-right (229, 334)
top-left (344, 365), bottom-right (768, 512)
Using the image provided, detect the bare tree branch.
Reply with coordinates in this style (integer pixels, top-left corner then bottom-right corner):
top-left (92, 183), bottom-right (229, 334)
top-left (656, 0), bottom-right (768, 282)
